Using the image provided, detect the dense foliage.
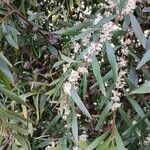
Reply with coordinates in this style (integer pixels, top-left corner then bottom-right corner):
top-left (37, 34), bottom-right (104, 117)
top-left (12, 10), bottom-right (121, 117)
top-left (0, 0), bottom-right (150, 149)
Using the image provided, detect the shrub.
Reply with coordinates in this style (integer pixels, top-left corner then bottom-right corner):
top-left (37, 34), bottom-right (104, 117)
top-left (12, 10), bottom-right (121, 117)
top-left (0, 0), bottom-right (150, 149)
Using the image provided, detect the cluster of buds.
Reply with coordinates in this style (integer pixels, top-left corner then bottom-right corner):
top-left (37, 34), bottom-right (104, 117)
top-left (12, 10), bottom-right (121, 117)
top-left (84, 21), bottom-right (120, 63)
top-left (111, 38), bottom-right (131, 111)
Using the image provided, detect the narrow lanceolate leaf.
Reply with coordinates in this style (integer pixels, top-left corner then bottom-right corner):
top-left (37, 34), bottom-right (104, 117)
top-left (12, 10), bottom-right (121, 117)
top-left (129, 65), bottom-right (138, 86)
top-left (71, 87), bottom-right (91, 118)
top-left (130, 14), bottom-right (147, 48)
top-left (106, 42), bottom-right (118, 81)
top-left (7, 123), bottom-right (29, 135)
top-left (85, 131), bottom-right (110, 150)
top-left (0, 108), bottom-right (32, 123)
top-left (75, 0), bottom-right (80, 7)
top-left (130, 81), bottom-right (150, 94)
top-left (143, 7), bottom-right (150, 12)
top-left (137, 49), bottom-right (150, 69)
top-left (60, 52), bottom-right (78, 63)
top-left (125, 94), bottom-right (150, 126)
top-left (95, 101), bottom-right (113, 130)
top-left (71, 107), bottom-right (78, 143)
top-left (42, 114), bottom-right (61, 135)
top-left (92, 55), bottom-right (106, 96)
top-left (1, 23), bottom-right (19, 49)
top-left (0, 86), bottom-right (29, 107)
top-left (0, 52), bottom-right (13, 67)
top-left (123, 113), bottom-right (150, 136)
top-left (114, 126), bottom-right (126, 150)
top-left (119, 0), bottom-right (128, 12)
top-left (0, 56), bottom-right (14, 84)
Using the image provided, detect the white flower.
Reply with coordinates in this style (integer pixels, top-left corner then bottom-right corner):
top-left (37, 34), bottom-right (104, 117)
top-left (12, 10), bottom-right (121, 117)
top-left (94, 15), bottom-right (102, 25)
top-left (45, 146), bottom-right (51, 150)
top-left (63, 64), bottom-right (70, 73)
top-left (111, 102), bottom-right (121, 111)
top-left (121, 0), bottom-right (141, 17)
top-left (144, 134), bottom-right (150, 145)
top-left (107, 0), bottom-right (117, 8)
top-left (119, 58), bottom-right (127, 67)
top-left (45, 141), bottom-right (56, 150)
top-left (68, 70), bottom-right (80, 83)
top-left (77, 66), bottom-right (88, 74)
top-left (112, 90), bottom-right (121, 102)
top-left (74, 43), bottom-right (80, 53)
top-left (121, 47), bottom-right (129, 56)
top-left (62, 104), bottom-right (71, 120)
top-left (79, 133), bottom-right (88, 141)
top-left (63, 82), bottom-right (72, 95)
top-left (72, 146), bottom-right (80, 150)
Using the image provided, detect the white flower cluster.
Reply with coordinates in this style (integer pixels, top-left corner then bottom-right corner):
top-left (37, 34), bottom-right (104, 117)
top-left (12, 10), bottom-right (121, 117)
top-left (144, 134), bottom-right (150, 145)
top-left (121, 38), bottom-right (131, 55)
top-left (62, 103), bottom-right (71, 120)
top-left (100, 21), bottom-right (120, 43)
top-left (111, 71), bottom-right (127, 111)
top-left (81, 28), bottom-right (91, 46)
top-left (83, 21), bottom-right (119, 63)
top-left (111, 38), bottom-right (131, 111)
top-left (121, 0), bottom-right (141, 17)
top-left (83, 42), bottom-right (102, 63)
top-left (63, 67), bottom-right (88, 95)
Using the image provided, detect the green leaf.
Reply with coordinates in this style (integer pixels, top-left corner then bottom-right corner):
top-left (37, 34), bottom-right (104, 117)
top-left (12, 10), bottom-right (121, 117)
top-left (71, 87), bottom-right (91, 118)
top-left (114, 126), bottom-right (126, 150)
top-left (143, 7), bottom-right (150, 12)
top-left (106, 41), bottom-right (118, 81)
top-left (48, 45), bottom-right (58, 56)
top-left (123, 112), bottom-right (150, 136)
top-left (7, 123), bottom-right (29, 135)
top-left (85, 131), bottom-right (110, 150)
top-left (137, 49), bottom-right (150, 69)
top-left (42, 114), bottom-right (61, 135)
top-left (0, 55), bottom-right (14, 84)
top-left (130, 14), bottom-right (147, 48)
top-left (1, 23), bottom-right (19, 49)
top-left (92, 55), bottom-right (106, 96)
top-left (0, 52), bottom-right (13, 67)
top-left (130, 81), bottom-right (150, 94)
top-left (75, 0), bottom-right (80, 7)
top-left (119, 0), bottom-right (128, 12)
top-left (0, 108), bottom-right (31, 123)
top-left (60, 52), bottom-right (78, 63)
top-left (129, 65), bottom-right (138, 86)
top-left (54, 20), bottom-right (92, 35)
top-left (69, 0), bottom-right (74, 11)
top-left (125, 93), bottom-right (150, 126)
top-left (71, 106), bottom-right (78, 143)
top-left (0, 86), bottom-right (29, 107)
top-left (95, 101), bottom-right (113, 130)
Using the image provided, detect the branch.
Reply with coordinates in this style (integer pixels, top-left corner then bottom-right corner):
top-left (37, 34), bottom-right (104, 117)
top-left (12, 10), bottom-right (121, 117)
top-left (3, 2), bottom-right (51, 43)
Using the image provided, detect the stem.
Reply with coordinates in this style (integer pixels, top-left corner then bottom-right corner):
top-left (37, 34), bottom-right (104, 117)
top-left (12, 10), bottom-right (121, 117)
top-left (0, 10), bottom-right (15, 23)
